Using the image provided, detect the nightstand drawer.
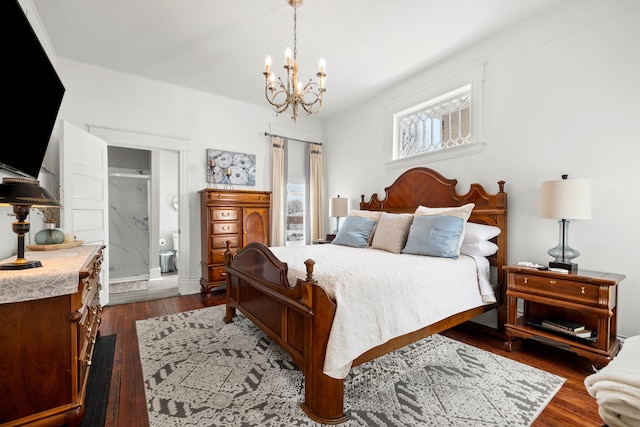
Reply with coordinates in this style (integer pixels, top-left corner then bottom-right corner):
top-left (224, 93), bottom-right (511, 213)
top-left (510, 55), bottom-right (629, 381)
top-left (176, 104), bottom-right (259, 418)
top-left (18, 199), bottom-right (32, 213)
top-left (511, 273), bottom-right (599, 305)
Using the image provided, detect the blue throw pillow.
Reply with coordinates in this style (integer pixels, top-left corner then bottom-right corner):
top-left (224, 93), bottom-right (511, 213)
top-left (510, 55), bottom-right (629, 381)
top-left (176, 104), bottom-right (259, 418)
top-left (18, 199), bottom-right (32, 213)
top-left (331, 216), bottom-right (377, 248)
top-left (401, 215), bottom-right (464, 258)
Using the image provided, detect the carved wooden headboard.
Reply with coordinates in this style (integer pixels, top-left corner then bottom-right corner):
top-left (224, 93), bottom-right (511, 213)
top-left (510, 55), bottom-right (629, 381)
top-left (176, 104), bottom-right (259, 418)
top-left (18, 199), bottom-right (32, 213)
top-left (359, 167), bottom-right (508, 319)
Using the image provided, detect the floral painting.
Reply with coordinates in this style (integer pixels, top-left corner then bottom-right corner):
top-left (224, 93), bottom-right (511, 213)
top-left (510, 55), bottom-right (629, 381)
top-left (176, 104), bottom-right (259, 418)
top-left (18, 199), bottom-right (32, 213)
top-left (207, 149), bottom-right (256, 186)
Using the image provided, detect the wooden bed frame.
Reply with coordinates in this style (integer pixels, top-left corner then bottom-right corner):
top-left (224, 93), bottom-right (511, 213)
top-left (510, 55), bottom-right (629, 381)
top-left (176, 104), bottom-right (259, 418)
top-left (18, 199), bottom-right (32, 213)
top-left (223, 167), bottom-right (507, 424)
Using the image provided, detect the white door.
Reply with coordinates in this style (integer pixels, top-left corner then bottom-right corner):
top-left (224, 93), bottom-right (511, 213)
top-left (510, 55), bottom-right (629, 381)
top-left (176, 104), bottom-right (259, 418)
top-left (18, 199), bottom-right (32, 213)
top-left (60, 121), bottom-right (110, 305)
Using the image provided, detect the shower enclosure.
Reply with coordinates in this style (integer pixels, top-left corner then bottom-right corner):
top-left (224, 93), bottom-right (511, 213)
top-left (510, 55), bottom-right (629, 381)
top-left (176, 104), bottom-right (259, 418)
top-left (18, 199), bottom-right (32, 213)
top-left (108, 167), bottom-right (150, 282)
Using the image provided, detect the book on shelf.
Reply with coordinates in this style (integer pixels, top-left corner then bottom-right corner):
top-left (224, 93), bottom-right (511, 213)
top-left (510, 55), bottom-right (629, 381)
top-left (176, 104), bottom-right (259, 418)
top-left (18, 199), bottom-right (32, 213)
top-left (541, 317), bottom-right (585, 332)
top-left (528, 319), bottom-right (596, 340)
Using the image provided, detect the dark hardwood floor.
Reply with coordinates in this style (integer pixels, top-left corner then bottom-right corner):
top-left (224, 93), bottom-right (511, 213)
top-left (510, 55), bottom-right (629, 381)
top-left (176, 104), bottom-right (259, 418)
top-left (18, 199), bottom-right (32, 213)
top-left (97, 292), bottom-right (604, 427)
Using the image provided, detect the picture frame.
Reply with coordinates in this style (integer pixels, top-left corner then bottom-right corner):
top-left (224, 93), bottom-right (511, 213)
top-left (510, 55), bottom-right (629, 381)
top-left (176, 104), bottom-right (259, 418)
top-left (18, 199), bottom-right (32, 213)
top-left (206, 149), bottom-right (256, 186)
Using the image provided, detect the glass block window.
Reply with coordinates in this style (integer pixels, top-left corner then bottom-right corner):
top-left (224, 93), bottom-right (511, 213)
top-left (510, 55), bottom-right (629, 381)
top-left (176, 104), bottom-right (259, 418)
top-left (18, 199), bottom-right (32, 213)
top-left (394, 85), bottom-right (471, 159)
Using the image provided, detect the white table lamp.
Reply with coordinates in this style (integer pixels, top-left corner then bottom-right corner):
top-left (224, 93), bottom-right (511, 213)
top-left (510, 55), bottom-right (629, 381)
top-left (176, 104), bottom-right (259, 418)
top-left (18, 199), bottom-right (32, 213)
top-left (539, 174), bottom-right (591, 272)
top-left (329, 195), bottom-right (348, 233)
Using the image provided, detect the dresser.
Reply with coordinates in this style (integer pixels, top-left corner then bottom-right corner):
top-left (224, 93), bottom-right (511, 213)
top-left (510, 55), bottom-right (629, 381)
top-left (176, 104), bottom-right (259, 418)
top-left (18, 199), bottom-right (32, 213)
top-left (503, 265), bottom-right (624, 368)
top-left (0, 244), bottom-right (105, 427)
top-left (200, 189), bottom-right (271, 295)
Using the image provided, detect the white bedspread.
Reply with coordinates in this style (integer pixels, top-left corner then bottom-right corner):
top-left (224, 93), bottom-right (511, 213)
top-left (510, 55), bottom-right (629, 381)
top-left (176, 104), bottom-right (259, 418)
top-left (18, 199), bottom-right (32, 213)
top-left (269, 244), bottom-right (495, 379)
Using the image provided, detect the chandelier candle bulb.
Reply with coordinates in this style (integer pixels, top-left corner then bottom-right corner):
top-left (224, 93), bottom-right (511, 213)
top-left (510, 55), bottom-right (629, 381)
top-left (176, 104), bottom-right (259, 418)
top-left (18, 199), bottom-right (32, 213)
top-left (265, 56), bottom-right (271, 74)
top-left (285, 48), bottom-right (292, 66)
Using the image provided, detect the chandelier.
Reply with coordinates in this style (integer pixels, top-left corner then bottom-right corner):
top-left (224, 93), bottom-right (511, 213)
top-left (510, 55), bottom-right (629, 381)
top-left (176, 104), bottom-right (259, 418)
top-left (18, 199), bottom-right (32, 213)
top-left (263, 0), bottom-right (326, 122)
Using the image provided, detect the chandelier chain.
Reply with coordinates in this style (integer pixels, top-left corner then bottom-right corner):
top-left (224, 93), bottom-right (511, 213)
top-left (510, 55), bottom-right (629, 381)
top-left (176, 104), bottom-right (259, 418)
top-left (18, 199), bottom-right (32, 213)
top-left (293, 4), bottom-right (297, 61)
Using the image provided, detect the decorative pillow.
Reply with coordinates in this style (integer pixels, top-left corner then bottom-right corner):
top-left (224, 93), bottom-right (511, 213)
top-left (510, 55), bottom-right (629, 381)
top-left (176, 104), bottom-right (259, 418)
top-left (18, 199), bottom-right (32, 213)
top-left (348, 210), bottom-right (383, 244)
top-left (414, 203), bottom-right (475, 250)
top-left (349, 209), bottom-right (383, 222)
top-left (401, 214), bottom-right (465, 258)
top-left (460, 241), bottom-right (499, 257)
top-left (331, 216), bottom-right (377, 248)
top-left (464, 222), bottom-right (501, 242)
top-left (371, 212), bottom-right (414, 254)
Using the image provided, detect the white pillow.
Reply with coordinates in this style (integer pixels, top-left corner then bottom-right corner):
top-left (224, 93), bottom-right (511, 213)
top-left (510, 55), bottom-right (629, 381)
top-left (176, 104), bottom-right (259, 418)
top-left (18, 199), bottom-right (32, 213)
top-left (464, 222), bottom-right (501, 242)
top-left (414, 203), bottom-right (475, 250)
top-left (460, 241), bottom-right (499, 257)
top-left (371, 212), bottom-right (413, 254)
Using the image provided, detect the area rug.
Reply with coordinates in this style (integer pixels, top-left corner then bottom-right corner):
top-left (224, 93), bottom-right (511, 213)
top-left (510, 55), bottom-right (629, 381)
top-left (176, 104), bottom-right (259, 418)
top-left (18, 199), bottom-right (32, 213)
top-left (136, 305), bottom-right (565, 427)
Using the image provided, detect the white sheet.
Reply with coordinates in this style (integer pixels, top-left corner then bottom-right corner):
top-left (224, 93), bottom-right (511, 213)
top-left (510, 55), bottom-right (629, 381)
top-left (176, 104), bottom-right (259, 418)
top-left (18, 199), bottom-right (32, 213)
top-left (269, 244), bottom-right (495, 379)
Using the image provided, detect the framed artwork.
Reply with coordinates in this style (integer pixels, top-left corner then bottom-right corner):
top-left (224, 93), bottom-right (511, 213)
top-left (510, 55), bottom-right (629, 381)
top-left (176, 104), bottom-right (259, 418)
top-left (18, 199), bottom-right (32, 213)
top-left (206, 149), bottom-right (256, 186)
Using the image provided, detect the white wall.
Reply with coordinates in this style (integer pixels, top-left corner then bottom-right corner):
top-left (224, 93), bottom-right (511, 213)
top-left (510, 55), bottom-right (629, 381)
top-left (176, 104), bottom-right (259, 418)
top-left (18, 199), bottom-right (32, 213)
top-left (323, 0), bottom-right (640, 338)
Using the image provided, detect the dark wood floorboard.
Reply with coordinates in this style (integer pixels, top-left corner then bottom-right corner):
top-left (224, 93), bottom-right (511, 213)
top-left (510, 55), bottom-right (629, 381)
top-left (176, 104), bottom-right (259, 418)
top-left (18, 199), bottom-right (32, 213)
top-left (98, 291), bottom-right (604, 427)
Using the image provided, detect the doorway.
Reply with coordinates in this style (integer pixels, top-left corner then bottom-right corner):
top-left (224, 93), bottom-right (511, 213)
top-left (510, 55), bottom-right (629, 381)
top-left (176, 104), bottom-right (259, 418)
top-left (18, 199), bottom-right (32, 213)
top-left (106, 146), bottom-right (180, 303)
top-left (86, 126), bottom-right (189, 304)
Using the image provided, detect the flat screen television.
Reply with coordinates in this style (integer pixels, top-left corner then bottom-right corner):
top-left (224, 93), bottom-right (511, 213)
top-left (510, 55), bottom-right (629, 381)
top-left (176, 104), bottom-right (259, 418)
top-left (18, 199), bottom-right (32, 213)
top-left (1, 0), bottom-right (65, 179)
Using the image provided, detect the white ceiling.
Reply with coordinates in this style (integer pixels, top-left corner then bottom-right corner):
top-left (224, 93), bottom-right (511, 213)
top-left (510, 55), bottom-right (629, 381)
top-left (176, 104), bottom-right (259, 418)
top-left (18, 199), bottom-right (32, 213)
top-left (32, 0), bottom-right (558, 119)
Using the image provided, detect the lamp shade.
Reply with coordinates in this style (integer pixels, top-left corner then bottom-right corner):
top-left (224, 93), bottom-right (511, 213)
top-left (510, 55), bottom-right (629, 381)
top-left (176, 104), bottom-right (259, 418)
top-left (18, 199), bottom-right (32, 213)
top-left (0, 177), bottom-right (60, 207)
top-left (539, 177), bottom-right (591, 220)
top-left (329, 196), bottom-right (348, 217)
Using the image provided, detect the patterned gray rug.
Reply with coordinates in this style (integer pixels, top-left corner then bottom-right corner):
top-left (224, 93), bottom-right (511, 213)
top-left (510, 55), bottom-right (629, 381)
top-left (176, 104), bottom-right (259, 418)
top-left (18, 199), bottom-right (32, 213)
top-left (136, 305), bottom-right (565, 427)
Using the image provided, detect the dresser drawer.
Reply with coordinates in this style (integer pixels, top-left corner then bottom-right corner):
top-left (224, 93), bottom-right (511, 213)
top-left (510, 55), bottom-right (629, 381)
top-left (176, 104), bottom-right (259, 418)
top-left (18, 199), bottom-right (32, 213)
top-left (211, 208), bottom-right (239, 221)
top-left (212, 235), bottom-right (239, 249)
top-left (213, 222), bottom-right (239, 235)
top-left (211, 248), bottom-right (237, 264)
top-left (205, 266), bottom-right (229, 282)
top-left (205, 191), bottom-right (270, 205)
top-left (511, 273), bottom-right (600, 305)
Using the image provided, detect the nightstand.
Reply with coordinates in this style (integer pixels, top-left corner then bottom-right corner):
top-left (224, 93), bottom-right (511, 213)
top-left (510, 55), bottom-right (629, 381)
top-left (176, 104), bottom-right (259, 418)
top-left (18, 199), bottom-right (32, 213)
top-left (503, 265), bottom-right (625, 368)
top-left (312, 239), bottom-right (330, 244)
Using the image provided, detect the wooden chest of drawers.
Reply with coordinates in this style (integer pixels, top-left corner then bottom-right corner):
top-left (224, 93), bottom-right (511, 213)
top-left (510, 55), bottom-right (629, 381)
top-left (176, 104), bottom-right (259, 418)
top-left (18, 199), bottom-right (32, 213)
top-left (199, 189), bottom-right (271, 295)
top-left (0, 245), bottom-right (105, 426)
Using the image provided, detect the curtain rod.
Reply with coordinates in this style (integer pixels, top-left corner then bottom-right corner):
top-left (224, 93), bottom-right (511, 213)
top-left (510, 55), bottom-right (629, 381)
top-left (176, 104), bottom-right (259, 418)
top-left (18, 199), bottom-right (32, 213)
top-left (264, 132), bottom-right (322, 146)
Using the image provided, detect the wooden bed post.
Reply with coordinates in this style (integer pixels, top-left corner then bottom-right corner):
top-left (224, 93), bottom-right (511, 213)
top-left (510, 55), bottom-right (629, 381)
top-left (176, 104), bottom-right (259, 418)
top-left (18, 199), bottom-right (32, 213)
top-left (299, 259), bottom-right (348, 424)
top-left (223, 241), bottom-right (236, 323)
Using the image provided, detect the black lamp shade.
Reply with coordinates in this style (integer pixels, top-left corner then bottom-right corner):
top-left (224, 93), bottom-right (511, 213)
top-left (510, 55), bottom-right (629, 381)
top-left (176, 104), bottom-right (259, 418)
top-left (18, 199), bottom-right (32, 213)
top-left (0, 177), bottom-right (60, 207)
top-left (0, 177), bottom-right (61, 270)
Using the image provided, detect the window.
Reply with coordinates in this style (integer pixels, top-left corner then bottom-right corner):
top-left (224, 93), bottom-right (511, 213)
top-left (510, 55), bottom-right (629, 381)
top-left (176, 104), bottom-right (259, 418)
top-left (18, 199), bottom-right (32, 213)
top-left (393, 85), bottom-right (471, 160)
top-left (285, 141), bottom-right (307, 246)
top-left (286, 183), bottom-right (305, 246)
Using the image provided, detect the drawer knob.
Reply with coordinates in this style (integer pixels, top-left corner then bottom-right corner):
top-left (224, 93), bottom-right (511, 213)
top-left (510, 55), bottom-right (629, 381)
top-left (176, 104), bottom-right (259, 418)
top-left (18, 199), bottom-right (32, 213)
top-left (222, 212), bottom-right (230, 216)
top-left (549, 280), bottom-right (557, 284)
top-left (581, 286), bottom-right (586, 294)
top-left (524, 277), bottom-right (528, 284)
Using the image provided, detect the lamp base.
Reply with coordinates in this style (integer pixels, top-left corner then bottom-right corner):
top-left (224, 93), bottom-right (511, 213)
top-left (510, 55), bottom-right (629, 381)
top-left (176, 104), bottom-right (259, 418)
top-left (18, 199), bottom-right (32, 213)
top-left (0, 260), bottom-right (43, 270)
top-left (549, 261), bottom-right (578, 272)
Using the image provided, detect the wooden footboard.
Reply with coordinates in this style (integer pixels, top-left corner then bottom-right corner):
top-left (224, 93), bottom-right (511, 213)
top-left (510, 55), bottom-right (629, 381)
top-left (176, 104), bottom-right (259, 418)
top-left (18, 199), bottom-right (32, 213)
top-left (223, 242), bottom-right (348, 424)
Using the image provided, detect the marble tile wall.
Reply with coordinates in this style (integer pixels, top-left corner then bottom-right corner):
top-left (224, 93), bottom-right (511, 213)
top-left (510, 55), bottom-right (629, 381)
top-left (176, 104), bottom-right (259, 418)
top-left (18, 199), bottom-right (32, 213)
top-left (108, 170), bottom-right (150, 281)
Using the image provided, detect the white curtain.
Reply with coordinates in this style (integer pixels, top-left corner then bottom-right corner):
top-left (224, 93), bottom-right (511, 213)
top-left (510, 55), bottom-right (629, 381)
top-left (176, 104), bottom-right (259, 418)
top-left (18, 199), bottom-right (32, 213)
top-left (308, 143), bottom-right (324, 241)
top-left (270, 136), bottom-right (286, 246)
